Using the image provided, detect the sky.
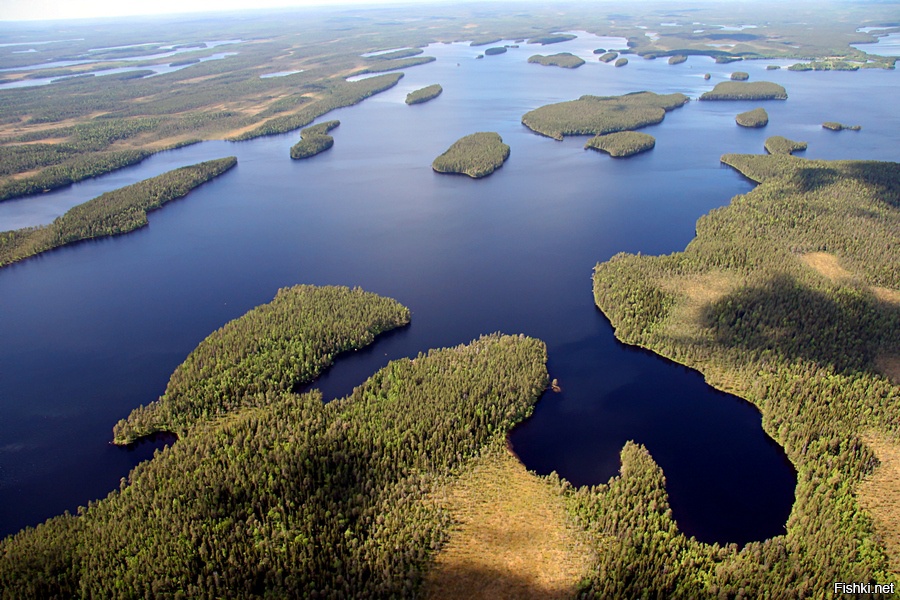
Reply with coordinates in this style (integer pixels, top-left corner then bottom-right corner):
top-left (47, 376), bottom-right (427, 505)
top-left (0, 0), bottom-right (426, 22)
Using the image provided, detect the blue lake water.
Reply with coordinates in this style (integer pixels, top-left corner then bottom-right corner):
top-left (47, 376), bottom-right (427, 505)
top-left (0, 34), bottom-right (897, 544)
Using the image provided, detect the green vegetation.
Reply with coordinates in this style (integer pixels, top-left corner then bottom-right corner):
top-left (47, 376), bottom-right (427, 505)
top-left (405, 84), bottom-right (443, 105)
top-left (735, 107), bottom-right (769, 128)
top-left (715, 55), bottom-right (743, 64)
top-left (585, 131), bottom-right (655, 157)
top-left (699, 81), bottom-right (788, 100)
top-left (351, 56), bottom-right (436, 76)
top-left (289, 120), bottom-right (339, 159)
top-left (469, 37), bottom-right (502, 47)
top-left (592, 48), bottom-right (606, 54)
top-left (704, 73), bottom-right (711, 80)
top-left (484, 46), bottom-right (507, 56)
top-left (522, 91), bottom-right (689, 141)
top-left (112, 285), bottom-right (410, 444)
top-left (0, 157), bottom-right (236, 268)
top-left (0, 149), bottom-right (152, 202)
top-left (0, 285), bottom-right (548, 597)
top-left (230, 73), bottom-right (403, 141)
top-left (588, 155), bottom-right (900, 596)
top-left (668, 55), bottom-right (687, 65)
top-left (432, 132), bottom-right (510, 179)
top-left (528, 34), bottom-right (577, 45)
top-left (527, 53), bottom-right (585, 68)
top-left (767, 64), bottom-right (782, 70)
top-left (823, 121), bottom-right (862, 131)
top-left (365, 48), bottom-right (424, 61)
top-left (597, 51), bottom-right (618, 63)
top-left (789, 60), bottom-right (860, 71)
top-left (614, 57), bottom-right (629, 67)
top-left (731, 71), bottom-right (750, 80)
top-left (765, 135), bottom-right (807, 155)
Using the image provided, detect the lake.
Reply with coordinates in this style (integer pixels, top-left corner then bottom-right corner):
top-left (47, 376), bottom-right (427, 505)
top-left (1, 34), bottom-right (897, 545)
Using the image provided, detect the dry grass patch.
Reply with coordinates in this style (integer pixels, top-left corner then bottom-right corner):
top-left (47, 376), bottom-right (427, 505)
top-left (423, 442), bottom-right (591, 600)
top-left (800, 252), bottom-right (852, 281)
top-left (873, 286), bottom-right (900, 305)
top-left (858, 433), bottom-right (900, 575)
top-left (660, 271), bottom-right (740, 326)
top-left (875, 354), bottom-right (900, 385)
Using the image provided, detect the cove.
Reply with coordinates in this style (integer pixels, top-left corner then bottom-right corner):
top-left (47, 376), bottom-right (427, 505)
top-left (1, 34), bottom-right (897, 544)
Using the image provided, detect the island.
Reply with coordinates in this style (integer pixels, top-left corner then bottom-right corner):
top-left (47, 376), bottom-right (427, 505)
top-left (522, 91), bottom-right (689, 140)
top-left (668, 55), bottom-right (687, 65)
top-left (527, 52), bottom-right (585, 68)
top-left (614, 57), bottom-right (629, 67)
top-left (699, 81), bottom-right (788, 101)
top-left (432, 132), bottom-right (510, 178)
top-left (0, 157), bottom-right (237, 268)
top-left (735, 107), bottom-right (769, 128)
top-left (289, 120), bottom-right (340, 159)
top-left (585, 131), bottom-right (656, 157)
top-left (764, 135), bottom-right (807, 155)
top-left (484, 46), bottom-right (507, 56)
top-left (730, 71), bottom-right (749, 80)
top-left (598, 51), bottom-right (618, 63)
top-left (405, 83), bottom-right (443, 105)
top-left (823, 121), bottom-right (862, 131)
top-left (528, 34), bottom-right (577, 45)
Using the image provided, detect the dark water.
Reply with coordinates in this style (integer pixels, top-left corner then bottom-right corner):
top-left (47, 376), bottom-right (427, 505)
top-left (1, 34), bottom-right (897, 544)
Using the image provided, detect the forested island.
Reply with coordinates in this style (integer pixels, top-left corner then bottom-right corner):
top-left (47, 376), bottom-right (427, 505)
top-left (527, 53), bottom-right (585, 68)
top-left (592, 155), bottom-right (900, 596)
top-left (699, 81), bottom-right (788, 101)
top-left (668, 55), bottom-right (687, 65)
top-left (597, 51), bottom-right (618, 63)
top-left (431, 132), bottom-right (510, 178)
top-left (764, 135), bottom-right (807, 155)
top-left (735, 107), bottom-right (769, 128)
top-left (585, 131), bottom-right (655, 157)
top-left (823, 121), bottom-right (862, 131)
top-left (730, 71), bottom-right (750, 80)
top-left (405, 84), bottom-right (443, 105)
top-left (0, 157), bottom-right (236, 268)
top-left (522, 91), bottom-right (689, 140)
top-left (484, 46), bottom-right (507, 56)
top-left (614, 57), bottom-right (629, 67)
top-left (289, 120), bottom-right (339, 159)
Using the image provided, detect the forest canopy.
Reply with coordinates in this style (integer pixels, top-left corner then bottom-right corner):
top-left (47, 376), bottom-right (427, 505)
top-left (431, 132), bottom-right (510, 178)
top-left (521, 91), bottom-right (689, 140)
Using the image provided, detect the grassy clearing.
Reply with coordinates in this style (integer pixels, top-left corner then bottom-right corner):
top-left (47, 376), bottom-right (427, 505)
top-left (423, 441), bottom-right (591, 600)
top-left (858, 434), bottom-right (900, 575)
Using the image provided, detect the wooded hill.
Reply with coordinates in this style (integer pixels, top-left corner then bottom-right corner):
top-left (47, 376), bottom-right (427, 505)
top-left (699, 81), bottom-right (788, 100)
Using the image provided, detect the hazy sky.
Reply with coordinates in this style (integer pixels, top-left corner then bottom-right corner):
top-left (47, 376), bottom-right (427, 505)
top-left (1, 0), bottom-right (424, 22)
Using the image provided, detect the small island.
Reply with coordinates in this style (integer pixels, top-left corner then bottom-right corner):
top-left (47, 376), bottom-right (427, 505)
top-left (615, 57), bottom-right (629, 67)
top-left (764, 135), bottom-right (807, 155)
top-left (736, 107), bottom-right (769, 128)
top-left (522, 91), bottom-right (689, 140)
top-left (699, 81), bottom-right (788, 101)
top-left (704, 73), bottom-right (711, 80)
top-left (593, 48), bottom-right (607, 54)
top-left (585, 131), bottom-right (656, 157)
top-left (731, 71), bottom-right (750, 80)
top-left (484, 46), bottom-right (507, 56)
top-left (0, 157), bottom-right (237, 268)
top-left (406, 84), bottom-right (443, 105)
top-left (432, 132), bottom-right (510, 178)
top-left (766, 64), bottom-right (781, 70)
top-left (823, 121), bottom-right (861, 131)
top-left (289, 120), bottom-right (340, 159)
top-left (668, 55), bottom-right (687, 65)
top-left (528, 53), bottom-right (585, 68)
top-left (528, 34), bottom-right (577, 45)
top-left (598, 51), bottom-right (618, 63)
